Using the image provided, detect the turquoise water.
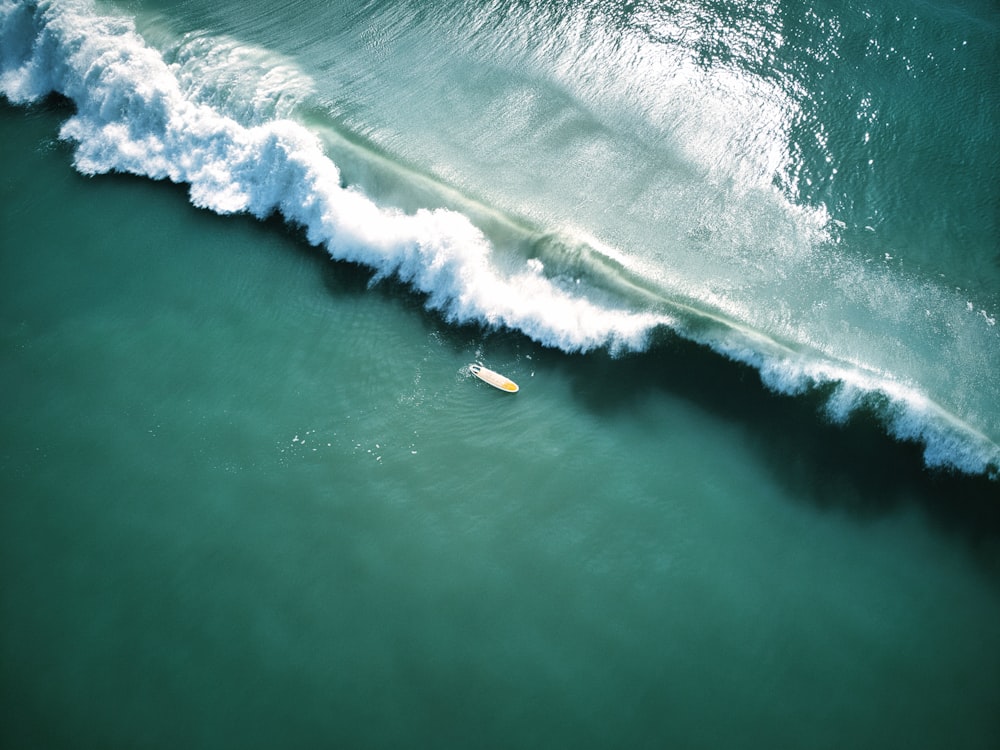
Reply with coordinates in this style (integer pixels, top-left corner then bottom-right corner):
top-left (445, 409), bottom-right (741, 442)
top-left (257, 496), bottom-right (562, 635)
top-left (3, 1), bottom-right (1000, 747)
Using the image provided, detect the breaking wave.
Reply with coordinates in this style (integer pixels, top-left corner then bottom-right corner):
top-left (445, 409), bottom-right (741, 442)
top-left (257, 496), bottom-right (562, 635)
top-left (1, 0), bottom-right (997, 477)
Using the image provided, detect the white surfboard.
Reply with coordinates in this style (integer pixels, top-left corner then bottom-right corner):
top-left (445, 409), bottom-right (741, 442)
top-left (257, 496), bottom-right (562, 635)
top-left (469, 363), bottom-right (519, 393)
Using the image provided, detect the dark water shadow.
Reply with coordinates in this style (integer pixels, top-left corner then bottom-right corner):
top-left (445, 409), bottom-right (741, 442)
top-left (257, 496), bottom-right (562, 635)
top-left (553, 331), bottom-right (1000, 555)
top-left (274, 223), bottom-right (1000, 554)
top-left (17, 94), bottom-right (996, 558)
top-left (119, 183), bottom-right (1000, 562)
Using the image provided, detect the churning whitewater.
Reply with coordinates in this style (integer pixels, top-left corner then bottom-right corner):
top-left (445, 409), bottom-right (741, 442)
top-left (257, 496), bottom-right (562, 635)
top-left (1, 0), bottom-right (997, 477)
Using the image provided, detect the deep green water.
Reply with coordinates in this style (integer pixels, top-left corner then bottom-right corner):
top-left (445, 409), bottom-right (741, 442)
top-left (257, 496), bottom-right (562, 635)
top-left (3, 0), bottom-right (1000, 746)
top-left (3, 97), bottom-right (1000, 749)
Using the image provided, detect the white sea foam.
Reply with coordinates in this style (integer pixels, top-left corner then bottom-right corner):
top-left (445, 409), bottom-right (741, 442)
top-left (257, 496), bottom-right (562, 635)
top-left (0, 0), bottom-right (661, 355)
top-left (2, 0), bottom-right (997, 477)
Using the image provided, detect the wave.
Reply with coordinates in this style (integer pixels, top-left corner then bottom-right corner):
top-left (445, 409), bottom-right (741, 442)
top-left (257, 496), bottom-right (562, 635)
top-left (2, 0), bottom-right (997, 478)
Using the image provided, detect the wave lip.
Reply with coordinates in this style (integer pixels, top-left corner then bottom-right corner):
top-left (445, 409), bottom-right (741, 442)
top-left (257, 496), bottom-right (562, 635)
top-left (1, 0), bottom-right (662, 354)
top-left (2, 0), bottom-right (997, 479)
top-left (753, 350), bottom-right (1000, 479)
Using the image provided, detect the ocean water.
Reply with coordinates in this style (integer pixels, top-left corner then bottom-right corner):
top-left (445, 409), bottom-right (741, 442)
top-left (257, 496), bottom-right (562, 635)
top-left (2, 0), bottom-right (999, 747)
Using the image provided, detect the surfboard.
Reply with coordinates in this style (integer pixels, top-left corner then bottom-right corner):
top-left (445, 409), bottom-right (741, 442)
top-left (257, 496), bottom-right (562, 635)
top-left (469, 363), bottom-right (519, 393)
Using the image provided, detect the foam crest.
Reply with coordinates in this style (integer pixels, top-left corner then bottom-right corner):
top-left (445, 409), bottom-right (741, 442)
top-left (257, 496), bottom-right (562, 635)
top-left (706, 334), bottom-right (1000, 477)
top-left (1, 0), bottom-right (662, 355)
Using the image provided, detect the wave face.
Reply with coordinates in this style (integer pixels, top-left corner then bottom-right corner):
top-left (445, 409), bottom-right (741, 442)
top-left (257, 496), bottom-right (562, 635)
top-left (2, 0), bottom-right (998, 477)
